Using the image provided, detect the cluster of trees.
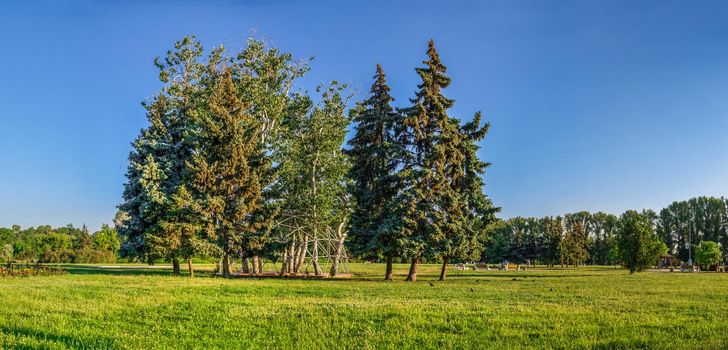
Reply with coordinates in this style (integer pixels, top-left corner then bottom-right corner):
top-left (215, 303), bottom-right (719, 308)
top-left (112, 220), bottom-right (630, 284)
top-left (483, 196), bottom-right (728, 273)
top-left (117, 36), bottom-right (498, 281)
top-left (9, 35), bottom-right (722, 279)
top-left (0, 224), bottom-right (120, 263)
top-left (347, 44), bottom-right (499, 281)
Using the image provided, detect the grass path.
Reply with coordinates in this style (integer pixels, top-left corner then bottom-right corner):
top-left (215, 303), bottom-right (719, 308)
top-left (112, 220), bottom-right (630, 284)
top-left (0, 264), bottom-right (726, 349)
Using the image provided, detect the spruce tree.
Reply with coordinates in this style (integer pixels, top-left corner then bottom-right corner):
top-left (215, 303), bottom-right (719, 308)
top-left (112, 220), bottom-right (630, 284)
top-left (543, 216), bottom-right (564, 267)
top-left (401, 40), bottom-right (498, 281)
top-left (348, 64), bottom-right (403, 280)
top-left (188, 68), bottom-right (262, 277)
top-left (155, 185), bottom-right (220, 277)
top-left (118, 36), bottom-right (210, 274)
top-left (119, 95), bottom-right (171, 264)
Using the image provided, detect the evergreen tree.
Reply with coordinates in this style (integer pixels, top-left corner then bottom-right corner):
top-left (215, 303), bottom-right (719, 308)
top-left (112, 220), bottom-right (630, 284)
top-left (188, 68), bottom-right (262, 277)
top-left (118, 36), bottom-right (212, 274)
top-left (119, 95), bottom-right (170, 264)
top-left (560, 220), bottom-right (590, 267)
top-left (155, 185), bottom-right (220, 277)
top-left (347, 64), bottom-right (403, 280)
top-left (543, 216), bottom-right (563, 267)
top-left (400, 40), bottom-right (497, 281)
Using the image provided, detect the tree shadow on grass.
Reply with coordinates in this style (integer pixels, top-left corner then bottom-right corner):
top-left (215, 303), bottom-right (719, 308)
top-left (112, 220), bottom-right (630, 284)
top-left (0, 324), bottom-right (117, 349)
top-left (446, 272), bottom-right (605, 279)
top-left (60, 264), bottom-right (217, 278)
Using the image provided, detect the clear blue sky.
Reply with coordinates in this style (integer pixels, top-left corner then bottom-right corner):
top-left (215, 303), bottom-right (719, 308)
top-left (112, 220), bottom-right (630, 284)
top-left (1, 0), bottom-right (728, 231)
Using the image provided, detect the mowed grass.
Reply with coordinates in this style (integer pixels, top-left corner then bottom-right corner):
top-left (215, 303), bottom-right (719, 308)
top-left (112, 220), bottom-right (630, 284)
top-left (0, 263), bottom-right (726, 349)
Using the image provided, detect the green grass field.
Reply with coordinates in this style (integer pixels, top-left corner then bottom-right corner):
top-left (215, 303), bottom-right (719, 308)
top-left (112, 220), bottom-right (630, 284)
top-left (0, 263), bottom-right (726, 349)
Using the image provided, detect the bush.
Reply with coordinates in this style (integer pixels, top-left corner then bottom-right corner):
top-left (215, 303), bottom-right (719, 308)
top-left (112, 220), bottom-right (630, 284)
top-left (695, 241), bottom-right (722, 271)
top-left (0, 244), bottom-right (13, 263)
top-left (618, 210), bottom-right (667, 274)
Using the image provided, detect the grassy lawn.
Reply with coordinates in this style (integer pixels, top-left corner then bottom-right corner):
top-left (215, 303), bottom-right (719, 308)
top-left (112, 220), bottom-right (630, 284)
top-left (0, 263), bottom-right (726, 349)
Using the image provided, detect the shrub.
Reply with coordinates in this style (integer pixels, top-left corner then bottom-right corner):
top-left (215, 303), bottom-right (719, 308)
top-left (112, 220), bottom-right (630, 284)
top-left (695, 241), bottom-right (722, 270)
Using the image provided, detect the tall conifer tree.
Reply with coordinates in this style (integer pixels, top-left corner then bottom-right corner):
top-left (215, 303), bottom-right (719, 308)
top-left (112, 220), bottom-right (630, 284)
top-left (119, 95), bottom-right (171, 265)
top-left (401, 40), bottom-right (498, 281)
top-left (348, 64), bottom-right (403, 280)
top-left (188, 68), bottom-right (262, 277)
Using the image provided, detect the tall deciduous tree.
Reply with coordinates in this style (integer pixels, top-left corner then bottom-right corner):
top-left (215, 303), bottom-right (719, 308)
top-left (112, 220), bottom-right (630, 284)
top-left (231, 38), bottom-right (310, 273)
top-left (277, 83), bottom-right (351, 277)
top-left (543, 216), bottom-right (563, 267)
top-left (657, 196), bottom-right (728, 262)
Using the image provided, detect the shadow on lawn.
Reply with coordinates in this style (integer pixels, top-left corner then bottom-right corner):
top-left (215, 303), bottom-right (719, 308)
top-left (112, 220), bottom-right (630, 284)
top-left (0, 324), bottom-right (117, 349)
top-left (60, 264), bottom-right (217, 277)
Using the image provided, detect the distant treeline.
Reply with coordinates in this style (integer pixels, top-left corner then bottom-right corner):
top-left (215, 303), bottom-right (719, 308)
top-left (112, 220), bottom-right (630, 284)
top-left (484, 196), bottom-right (728, 266)
top-left (0, 224), bottom-right (119, 263)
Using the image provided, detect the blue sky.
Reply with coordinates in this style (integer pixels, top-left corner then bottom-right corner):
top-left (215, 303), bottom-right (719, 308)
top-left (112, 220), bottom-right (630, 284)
top-left (1, 0), bottom-right (728, 231)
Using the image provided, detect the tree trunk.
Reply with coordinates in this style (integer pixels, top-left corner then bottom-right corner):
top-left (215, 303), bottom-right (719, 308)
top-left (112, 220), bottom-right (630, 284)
top-left (258, 256), bottom-right (263, 274)
top-left (329, 222), bottom-right (347, 277)
top-left (280, 249), bottom-right (288, 276)
top-left (312, 238), bottom-right (322, 276)
top-left (384, 254), bottom-right (394, 281)
top-left (287, 242), bottom-right (296, 274)
top-left (172, 257), bottom-right (181, 276)
top-left (241, 252), bottom-right (250, 274)
top-left (439, 257), bottom-right (449, 281)
top-left (295, 234), bottom-right (308, 273)
top-left (187, 258), bottom-right (194, 278)
top-left (405, 258), bottom-right (418, 282)
top-left (222, 250), bottom-right (232, 278)
top-left (291, 241), bottom-right (300, 274)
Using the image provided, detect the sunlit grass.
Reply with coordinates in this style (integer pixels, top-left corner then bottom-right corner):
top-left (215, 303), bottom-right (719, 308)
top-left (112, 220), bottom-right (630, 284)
top-left (0, 264), bottom-right (726, 349)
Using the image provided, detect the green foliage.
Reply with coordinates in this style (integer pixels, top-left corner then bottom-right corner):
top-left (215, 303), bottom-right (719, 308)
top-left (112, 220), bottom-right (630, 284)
top-left (560, 219), bottom-right (590, 267)
top-left (606, 245), bottom-right (621, 265)
top-left (187, 69), bottom-right (263, 276)
top-left (276, 82), bottom-right (351, 275)
top-left (657, 196), bottom-right (728, 261)
top-left (92, 224), bottom-right (121, 253)
top-left (0, 224), bottom-right (118, 263)
top-left (0, 244), bottom-right (12, 263)
top-left (119, 35), bottom-right (312, 274)
top-left (695, 241), bottom-right (722, 268)
top-left (395, 40), bottom-right (498, 280)
top-left (618, 210), bottom-right (667, 273)
top-left (347, 65), bottom-right (404, 263)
